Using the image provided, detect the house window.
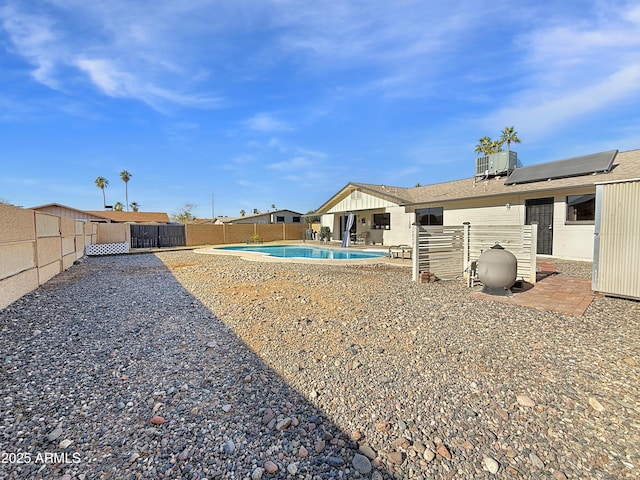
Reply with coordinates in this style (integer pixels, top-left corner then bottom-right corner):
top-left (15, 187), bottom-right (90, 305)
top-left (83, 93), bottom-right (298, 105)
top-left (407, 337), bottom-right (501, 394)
top-left (292, 217), bottom-right (301, 223)
top-left (566, 194), bottom-right (595, 224)
top-left (276, 216), bottom-right (285, 223)
top-left (372, 213), bottom-right (390, 229)
top-left (417, 207), bottom-right (443, 226)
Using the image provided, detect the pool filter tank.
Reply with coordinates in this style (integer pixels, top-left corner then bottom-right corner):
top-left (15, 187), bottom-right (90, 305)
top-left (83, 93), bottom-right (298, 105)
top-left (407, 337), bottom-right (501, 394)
top-left (477, 243), bottom-right (518, 296)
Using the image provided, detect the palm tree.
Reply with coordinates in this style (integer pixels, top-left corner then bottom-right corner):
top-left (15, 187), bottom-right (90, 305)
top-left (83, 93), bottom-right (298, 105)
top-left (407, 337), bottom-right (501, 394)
top-left (474, 136), bottom-right (494, 156)
top-left (130, 202), bottom-right (140, 212)
top-left (240, 209), bottom-right (246, 217)
top-left (120, 170), bottom-right (132, 211)
top-left (113, 202), bottom-right (124, 211)
top-left (95, 176), bottom-right (109, 208)
top-left (500, 126), bottom-right (521, 154)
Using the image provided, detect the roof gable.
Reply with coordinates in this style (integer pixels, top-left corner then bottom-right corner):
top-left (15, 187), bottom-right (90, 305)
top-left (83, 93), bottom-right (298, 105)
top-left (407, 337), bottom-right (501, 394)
top-left (315, 182), bottom-right (412, 213)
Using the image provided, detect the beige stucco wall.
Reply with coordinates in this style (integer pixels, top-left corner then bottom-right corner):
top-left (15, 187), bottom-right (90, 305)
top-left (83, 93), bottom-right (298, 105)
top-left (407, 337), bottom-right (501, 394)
top-left (96, 223), bottom-right (130, 244)
top-left (0, 241), bottom-right (37, 279)
top-left (60, 216), bottom-right (76, 236)
top-left (0, 204), bottom-right (36, 242)
top-left (38, 260), bottom-right (62, 285)
top-left (36, 212), bottom-right (60, 237)
top-left (36, 236), bottom-right (62, 268)
top-left (0, 269), bottom-right (39, 312)
top-left (0, 204), bottom-right (88, 310)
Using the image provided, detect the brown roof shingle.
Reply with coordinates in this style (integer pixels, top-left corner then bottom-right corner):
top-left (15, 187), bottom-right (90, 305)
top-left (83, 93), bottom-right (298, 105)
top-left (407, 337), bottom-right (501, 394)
top-left (85, 211), bottom-right (170, 223)
top-left (401, 149), bottom-right (640, 206)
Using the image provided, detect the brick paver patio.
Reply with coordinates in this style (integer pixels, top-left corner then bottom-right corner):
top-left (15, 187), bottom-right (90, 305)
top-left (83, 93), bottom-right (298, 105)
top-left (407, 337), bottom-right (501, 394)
top-left (471, 273), bottom-right (596, 316)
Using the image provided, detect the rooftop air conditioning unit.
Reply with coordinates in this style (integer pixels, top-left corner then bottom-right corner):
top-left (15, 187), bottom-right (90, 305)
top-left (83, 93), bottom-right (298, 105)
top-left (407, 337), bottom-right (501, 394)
top-left (475, 151), bottom-right (518, 177)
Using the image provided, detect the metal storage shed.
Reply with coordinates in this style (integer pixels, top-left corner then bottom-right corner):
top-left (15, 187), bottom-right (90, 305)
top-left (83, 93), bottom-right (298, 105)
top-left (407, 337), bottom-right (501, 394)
top-left (592, 178), bottom-right (640, 300)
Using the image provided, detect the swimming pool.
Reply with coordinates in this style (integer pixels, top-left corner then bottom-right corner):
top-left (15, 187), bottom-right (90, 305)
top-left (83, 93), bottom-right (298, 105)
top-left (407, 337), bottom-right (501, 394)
top-left (217, 244), bottom-right (385, 260)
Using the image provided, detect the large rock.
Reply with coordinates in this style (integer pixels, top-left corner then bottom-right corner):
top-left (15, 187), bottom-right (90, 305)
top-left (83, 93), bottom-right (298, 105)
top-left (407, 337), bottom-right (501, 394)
top-left (352, 453), bottom-right (372, 474)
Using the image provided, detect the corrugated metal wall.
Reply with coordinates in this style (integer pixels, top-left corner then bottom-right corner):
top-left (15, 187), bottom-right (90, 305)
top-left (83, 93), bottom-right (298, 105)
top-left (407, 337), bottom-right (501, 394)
top-left (593, 180), bottom-right (640, 300)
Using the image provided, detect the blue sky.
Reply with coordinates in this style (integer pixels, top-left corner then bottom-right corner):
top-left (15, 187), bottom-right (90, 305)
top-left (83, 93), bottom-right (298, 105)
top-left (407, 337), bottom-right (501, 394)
top-left (1, 1), bottom-right (639, 219)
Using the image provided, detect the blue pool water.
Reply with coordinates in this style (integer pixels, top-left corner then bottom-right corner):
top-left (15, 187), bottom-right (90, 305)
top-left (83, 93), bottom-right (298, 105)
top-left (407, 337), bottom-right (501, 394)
top-left (218, 245), bottom-right (385, 260)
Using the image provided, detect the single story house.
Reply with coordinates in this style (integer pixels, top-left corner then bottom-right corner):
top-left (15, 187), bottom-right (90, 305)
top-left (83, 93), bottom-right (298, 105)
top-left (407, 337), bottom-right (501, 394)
top-left (32, 203), bottom-right (170, 224)
top-left (315, 148), bottom-right (640, 261)
top-left (224, 209), bottom-right (304, 225)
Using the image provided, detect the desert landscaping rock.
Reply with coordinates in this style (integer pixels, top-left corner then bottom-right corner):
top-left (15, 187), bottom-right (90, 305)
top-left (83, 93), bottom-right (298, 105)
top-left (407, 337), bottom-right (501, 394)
top-left (263, 460), bottom-right (278, 474)
top-left (483, 456), bottom-right (500, 474)
top-left (0, 251), bottom-right (638, 479)
top-left (352, 453), bottom-right (373, 474)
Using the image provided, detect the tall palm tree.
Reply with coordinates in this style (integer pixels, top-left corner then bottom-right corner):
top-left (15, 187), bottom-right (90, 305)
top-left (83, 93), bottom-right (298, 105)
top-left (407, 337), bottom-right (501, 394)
top-left (130, 202), bottom-right (140, 212)
top-left (120, 170), bottom-right (132, 212)
top-left (95, 176), bottom-right (109, 208)
top-left (475, 136), bottom-right (494, 156)
top-left (500, 126), bottom-right (521, 153)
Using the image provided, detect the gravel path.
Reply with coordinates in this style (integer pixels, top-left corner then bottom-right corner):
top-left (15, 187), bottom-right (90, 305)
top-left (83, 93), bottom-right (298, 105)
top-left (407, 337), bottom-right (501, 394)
top-left (0, 251), bottom-right (638, 480)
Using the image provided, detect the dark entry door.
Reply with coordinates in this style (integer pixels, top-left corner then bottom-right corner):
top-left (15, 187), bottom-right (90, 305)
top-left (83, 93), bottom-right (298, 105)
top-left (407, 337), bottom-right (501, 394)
top-left (526, 197), bottom-right (554, 255)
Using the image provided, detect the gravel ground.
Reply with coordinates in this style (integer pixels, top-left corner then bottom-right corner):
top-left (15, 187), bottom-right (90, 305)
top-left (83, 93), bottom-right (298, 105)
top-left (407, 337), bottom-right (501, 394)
top-left (0, 251), bottom-right (638, 480)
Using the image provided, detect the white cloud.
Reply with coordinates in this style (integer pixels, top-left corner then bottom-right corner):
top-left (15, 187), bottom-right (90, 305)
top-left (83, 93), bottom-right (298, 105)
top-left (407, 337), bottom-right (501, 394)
top-left (0, 1), bottom-right (222, 110)
top-left (73, 57), bottom-right (220, 110)
top-left (484, 64), bottom-right (640, 139)
top-left (475, 2), bottom-right (640, 139)
top-left (74, 58), bottom-right (128, 96)
top-left (0, 4), bottom-right (61, 88)
top-left (245, 113), bottom-right (291, 132)
top-left (267, 156), bottom-right (313, 170)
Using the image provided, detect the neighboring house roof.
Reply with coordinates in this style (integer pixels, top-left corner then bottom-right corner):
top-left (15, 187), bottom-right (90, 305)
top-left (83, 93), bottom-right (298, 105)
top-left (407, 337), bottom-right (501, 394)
top-left (85, 210), bottom-right (170, 223)
top-left (224, 209), bottom-right (304, 223)
top-left (191, 218), bottom-right (218, 224)
top-left (31, 203), bottom-right (170, 223)
top-left (31, 203), bottom-right (115, 222)
top-left (316, 149), bottom-right (640, 212)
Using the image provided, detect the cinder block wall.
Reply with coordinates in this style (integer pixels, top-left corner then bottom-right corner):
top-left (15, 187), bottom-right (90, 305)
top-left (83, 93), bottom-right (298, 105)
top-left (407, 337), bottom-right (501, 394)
top-left (0, 204), bottom-right (89, 310)
top-left (185, 224), bottom-right (225, 246)
top-left (185, 223), bottom-right (305, 246)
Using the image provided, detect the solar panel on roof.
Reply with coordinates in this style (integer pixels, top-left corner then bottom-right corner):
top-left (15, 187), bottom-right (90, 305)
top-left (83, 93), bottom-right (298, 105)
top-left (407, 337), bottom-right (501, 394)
top-left (504, 150), bottom-right (618, 185)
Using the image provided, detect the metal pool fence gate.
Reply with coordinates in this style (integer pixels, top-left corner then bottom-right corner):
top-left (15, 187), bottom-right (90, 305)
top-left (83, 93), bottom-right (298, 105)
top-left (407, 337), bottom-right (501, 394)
top-left (130, 224), bottom-right (186, 249)
top-left (412, 223), bottom-right (537, 284)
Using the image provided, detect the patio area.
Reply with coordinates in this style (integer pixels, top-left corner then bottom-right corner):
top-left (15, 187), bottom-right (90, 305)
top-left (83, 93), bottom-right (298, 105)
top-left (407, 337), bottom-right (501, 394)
top-left (471, 262), bottom-right (596, 316)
